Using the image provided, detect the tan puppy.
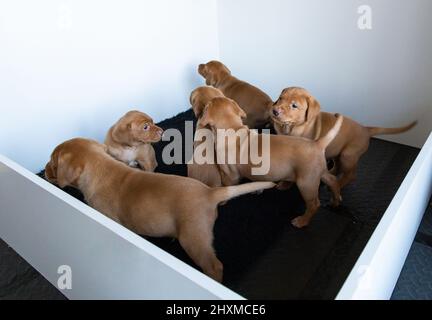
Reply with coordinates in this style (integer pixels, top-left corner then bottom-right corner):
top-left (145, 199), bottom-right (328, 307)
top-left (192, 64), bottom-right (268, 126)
top-left (271, 87), bottom-right (417, 189)
top-left (200, 97), bottom-right (344, 228)
top-left (105, 110), bottom-right (163, 171)
top-left (188, 87), bottom-right (225, 187)
top-left (190, 86), bottom-right (225, 119)
top-left (198, 60), bottom-right (273, 128)
top-left (45, 138), bottom-right (275, 282)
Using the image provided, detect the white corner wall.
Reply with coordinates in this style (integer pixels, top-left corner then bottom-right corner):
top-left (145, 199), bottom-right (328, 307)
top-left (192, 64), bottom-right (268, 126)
top-left (0, 0), bottom-right (219, 172)
top-left (217, 0), bottom-right (432, 148)
top-left (2, 0), bottom-right (432, 173)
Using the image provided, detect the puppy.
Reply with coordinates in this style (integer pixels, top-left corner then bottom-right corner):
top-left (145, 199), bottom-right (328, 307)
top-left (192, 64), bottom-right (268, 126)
top-left (105, 110), bottom-right (163, 171)
top-left (271, 87), bottom-right (417, 189)
top-left (200, 97), bottom-right (344, 228)
top-left (45, 138), bottom-right (275, 282)
top-left (198, 60), bottom-right (273, 128)
top-left (187, 87), bottom-right (225, 187)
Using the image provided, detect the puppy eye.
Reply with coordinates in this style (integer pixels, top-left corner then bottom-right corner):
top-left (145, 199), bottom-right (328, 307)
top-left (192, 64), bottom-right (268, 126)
top-left (143, 124), bottom-right (149, 131)
top-left (291, 103), bottom-right (299, 109)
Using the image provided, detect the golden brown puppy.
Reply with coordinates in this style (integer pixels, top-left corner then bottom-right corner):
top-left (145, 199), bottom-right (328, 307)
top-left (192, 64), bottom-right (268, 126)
top-left (271, 87), bottom-right (417, 189)
top-left (200, 97), bottom-right (344, 228)
top-left (190, 86), bottom-right (225, 119)
top-left (105, 110), bottom-right (163, 171)
top-left (188, 87), bottom-right (225, 187)
top-left (45, 138), bottom-right (275, 281)
top-left (198, 60), bottom-right (273, 128)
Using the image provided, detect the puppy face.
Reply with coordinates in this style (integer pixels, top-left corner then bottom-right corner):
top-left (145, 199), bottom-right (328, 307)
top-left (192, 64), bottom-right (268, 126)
top-left (190, 86), bottom-right (225, 118)
top-left (198, 61), bottom-right (231, 87)
top-left (271, 87), bottom-right (321, 126)
top-left (45, 139), bottom-right (106, 188)
top-left (200, 97), bottom-right (246, 130)
top-left (113, 111), bottom-right (163, 144)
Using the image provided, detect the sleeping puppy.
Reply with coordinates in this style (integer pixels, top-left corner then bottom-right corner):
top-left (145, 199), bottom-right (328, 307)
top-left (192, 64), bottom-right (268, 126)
top-left (105, 110), bottom-right (163, 171)
top-left (200, 97), bottom-right (344, 228)
top-left (187, 86), bottom-right (225, 187)
top-left (45, 138), bottom-right (275, 282)
top-left (271, 87), bottom-right (417, 189)
top-left (198, 60), bottom-right (273, 128)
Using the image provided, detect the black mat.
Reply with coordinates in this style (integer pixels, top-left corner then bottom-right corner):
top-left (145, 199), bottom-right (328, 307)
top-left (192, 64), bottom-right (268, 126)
top-left (36, 109), bottom-right (420, 299)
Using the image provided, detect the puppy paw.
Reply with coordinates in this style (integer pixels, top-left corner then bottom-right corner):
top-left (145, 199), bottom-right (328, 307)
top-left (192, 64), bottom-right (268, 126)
top-left (128, 160), bottom-right (139, 168)
top-left (330, 195), bottom-right (342, 207)
top-left (291, 216), bottom-right (310, 228)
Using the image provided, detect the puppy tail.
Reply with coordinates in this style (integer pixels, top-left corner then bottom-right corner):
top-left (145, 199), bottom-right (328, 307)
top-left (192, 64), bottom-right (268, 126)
top-left (367, 121), bottom-right (417, 137)
top-left (316, 113), bottom-right (343, 150)
top-left (210, 181), bottom-right (276, 204)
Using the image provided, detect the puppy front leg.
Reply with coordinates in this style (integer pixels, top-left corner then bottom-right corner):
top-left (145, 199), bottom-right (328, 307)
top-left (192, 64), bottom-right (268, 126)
top-left (137, 157), bottom-right (157, 172)
top-left (136, 145), bottom-right (158, 172)
top-left (291, 179), bottom-right (321, 228)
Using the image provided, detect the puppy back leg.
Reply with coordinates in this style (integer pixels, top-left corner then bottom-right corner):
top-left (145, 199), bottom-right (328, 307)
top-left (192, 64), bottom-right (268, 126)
top-left (178, 216), bottom-right (223, 282)
top-left (321, 171), bottom-right (342, 207)
top-left (338, 152), bottom-right (360, 189)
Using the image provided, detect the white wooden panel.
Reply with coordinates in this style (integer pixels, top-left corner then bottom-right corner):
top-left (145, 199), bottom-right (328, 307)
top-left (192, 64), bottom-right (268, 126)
top-left (0, 155), bottom-right (243, 300)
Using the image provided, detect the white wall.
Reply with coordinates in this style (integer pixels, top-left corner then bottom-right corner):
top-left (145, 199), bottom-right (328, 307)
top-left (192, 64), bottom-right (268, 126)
top-left (0, 0), bottom-right (219, 172)
top-left (218, 0), bottom-right (432, 148)
top-left (2, 0), bottom-right (432, 173)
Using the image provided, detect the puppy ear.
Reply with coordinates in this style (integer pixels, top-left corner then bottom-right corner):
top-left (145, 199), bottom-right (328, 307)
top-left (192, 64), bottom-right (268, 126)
top-left (199, 102), bottom-right (214, 127)
top-left (44, 161), bottom-right (56, 182)
top-left (206, 72), bottom-right (216, 86)
top-left (223, 64), bottom-right (231, 74)
top-left (232, 101), bottom-right (247, 119)
top-left (190, 91), bottom-right (204, 118)
top-left (56, 153), bottom-right (83, 188)
top-left (280, 88), bottom-right (289, 97)
top-left (306, 95), bottom-right (321, 122)
top-left (111, 122), bottom-right (131, 143)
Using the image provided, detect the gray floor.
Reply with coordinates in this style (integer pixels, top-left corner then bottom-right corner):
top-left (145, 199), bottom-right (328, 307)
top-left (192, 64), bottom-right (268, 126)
top-left (1, 200), bottom-right (431, 300)
top-left (391, 198), bottom-right (432, 300)
top-left (0, 239), bottom-right (65, 300)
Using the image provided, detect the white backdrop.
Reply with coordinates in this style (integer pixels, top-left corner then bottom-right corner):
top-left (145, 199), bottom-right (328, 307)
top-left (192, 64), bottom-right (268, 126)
top-left (1, 0), bottom-right (432, 172)
top-left (218, 0), bottom-right (432, 148)
top-left (0, 0), bottom-right (219, 172)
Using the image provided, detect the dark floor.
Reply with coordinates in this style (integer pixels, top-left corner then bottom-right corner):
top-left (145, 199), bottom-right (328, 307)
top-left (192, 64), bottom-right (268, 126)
top-left (0, 239), bottom-right (65, 300)
top-left (0, 109), bottom-right (429, 299)
top-left (391, 198), bottom-right (432, 300)
top-left (1, 200), bottom-right (431, 300)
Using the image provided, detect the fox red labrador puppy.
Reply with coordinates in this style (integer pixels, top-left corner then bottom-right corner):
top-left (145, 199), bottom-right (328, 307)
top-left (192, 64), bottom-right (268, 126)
top-left (198, 60), bottom-right (273, 128)
top-left (271, 87), bottom-right (417, 189)
top-left (105, 110), bottom-right (163, 171)
top-left (200, 97), bottom-right (344, 228)
top-left (45, 138), bottom-right (275, 281)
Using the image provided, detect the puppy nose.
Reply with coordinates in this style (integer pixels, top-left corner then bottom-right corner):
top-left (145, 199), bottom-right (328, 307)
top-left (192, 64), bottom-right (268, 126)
top-left (273, 109), bottom-right (280, 117)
